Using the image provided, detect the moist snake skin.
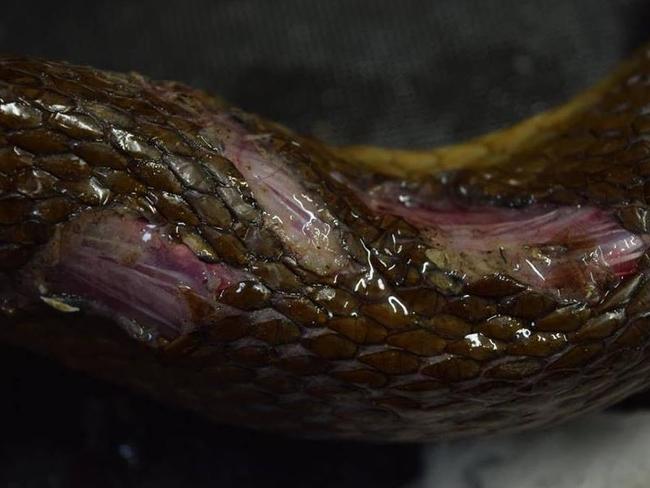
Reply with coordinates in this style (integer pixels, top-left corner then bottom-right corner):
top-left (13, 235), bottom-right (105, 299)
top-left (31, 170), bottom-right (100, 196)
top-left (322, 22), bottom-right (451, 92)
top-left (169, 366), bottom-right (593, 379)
top-left (2, 48), bottom-right (650, 442)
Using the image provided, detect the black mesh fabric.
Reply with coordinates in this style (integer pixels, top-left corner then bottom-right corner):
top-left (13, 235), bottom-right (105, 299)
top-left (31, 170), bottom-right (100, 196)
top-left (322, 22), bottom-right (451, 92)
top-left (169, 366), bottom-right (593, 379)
top-left (2, 0), bottom-right (649, 148)
top-left (1, 1), bottom-right (649, 486)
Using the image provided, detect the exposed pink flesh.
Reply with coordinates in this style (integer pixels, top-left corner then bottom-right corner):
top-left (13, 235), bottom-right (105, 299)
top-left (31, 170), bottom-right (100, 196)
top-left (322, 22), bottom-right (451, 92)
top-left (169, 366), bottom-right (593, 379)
top-left (204, 116), bottom-right (348, 276)
top-left (25, 153), bottom-right (648, 343)
top-left (364, 182), bottom-right (649, 301)
top-left (31, 213), bottom-right (246, 341)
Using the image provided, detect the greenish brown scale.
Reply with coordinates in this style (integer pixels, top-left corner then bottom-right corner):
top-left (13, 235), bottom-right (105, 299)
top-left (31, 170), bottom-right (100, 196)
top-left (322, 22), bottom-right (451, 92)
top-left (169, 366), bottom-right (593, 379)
top-left (1, 49), bottom-right (650, 442)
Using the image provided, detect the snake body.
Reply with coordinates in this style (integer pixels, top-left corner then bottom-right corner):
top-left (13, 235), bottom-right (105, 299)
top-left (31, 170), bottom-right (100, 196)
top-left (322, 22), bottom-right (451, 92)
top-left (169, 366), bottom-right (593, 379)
top-left (2, 48), bottom-right (650, 441)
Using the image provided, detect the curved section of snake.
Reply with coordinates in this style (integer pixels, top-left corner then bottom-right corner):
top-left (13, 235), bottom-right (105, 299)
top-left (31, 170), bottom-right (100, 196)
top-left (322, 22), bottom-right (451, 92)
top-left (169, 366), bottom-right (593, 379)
top-left (2, 47), bottom-right (650, 441)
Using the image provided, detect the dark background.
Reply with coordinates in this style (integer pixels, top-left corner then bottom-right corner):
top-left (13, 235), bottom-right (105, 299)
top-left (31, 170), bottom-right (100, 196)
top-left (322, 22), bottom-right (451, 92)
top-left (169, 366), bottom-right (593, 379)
top-left (1, 1), bottom-right (650, 486)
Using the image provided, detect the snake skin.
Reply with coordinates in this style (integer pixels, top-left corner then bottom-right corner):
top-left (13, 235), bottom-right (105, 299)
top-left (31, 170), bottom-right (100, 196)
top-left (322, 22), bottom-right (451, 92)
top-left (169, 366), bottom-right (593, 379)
top-left (2, 49), bottom-right (650, 442)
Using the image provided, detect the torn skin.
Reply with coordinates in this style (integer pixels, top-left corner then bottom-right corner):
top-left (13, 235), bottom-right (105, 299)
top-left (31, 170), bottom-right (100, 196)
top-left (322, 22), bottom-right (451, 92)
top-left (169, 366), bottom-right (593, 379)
top-left (24, 212), bottom-right (248, 343)
top-left (19, 177), bottom-right (646, 348)
top-left (15, 113), bottom-right (354, 345)
top-left (362, 181), bottom-right (649, 302)
top-left (202, 115), bottom-right (349, 276)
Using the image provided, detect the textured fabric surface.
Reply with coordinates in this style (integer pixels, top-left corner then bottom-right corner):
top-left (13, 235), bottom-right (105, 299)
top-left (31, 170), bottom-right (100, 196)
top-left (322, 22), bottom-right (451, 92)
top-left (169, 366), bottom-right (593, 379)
top-left (1, 0), bottom-right (650, 486)
top-left (1, 0), bottom-right (648, 148)
top-left (416, 412), bottom-right (650, 488)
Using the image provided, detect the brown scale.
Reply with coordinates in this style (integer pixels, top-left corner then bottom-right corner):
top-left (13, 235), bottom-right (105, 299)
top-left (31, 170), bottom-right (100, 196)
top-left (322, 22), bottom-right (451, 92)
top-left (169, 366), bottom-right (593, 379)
top-left (1, 49), bottom-right (650, 441)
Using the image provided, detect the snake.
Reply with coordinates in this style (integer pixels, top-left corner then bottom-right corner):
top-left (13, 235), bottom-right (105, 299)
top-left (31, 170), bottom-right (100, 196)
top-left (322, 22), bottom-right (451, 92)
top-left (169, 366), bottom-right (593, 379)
top-left (2, 46), bottom-right (650, 443)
